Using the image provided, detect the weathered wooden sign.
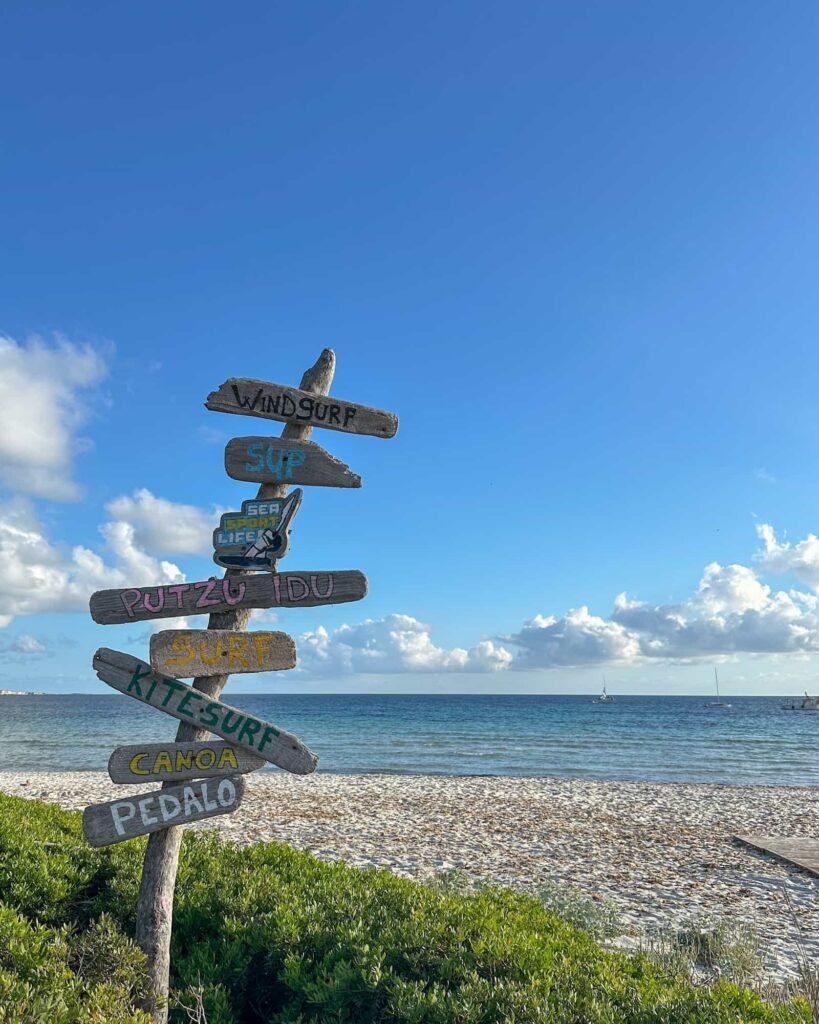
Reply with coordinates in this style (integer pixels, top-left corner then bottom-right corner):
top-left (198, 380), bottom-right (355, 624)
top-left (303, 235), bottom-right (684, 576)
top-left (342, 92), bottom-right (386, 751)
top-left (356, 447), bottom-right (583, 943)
top-left (108, 741), bottom-right (264, 784)
top-left (89, 569), bottom-right (368, 624)
top-left (225, 436), bottom-right (361, 488)
top-left (94, 649), bottom-right (318, 775)
top-left (83, 776), bottom-right (245, 847)
top-left (150, 629), bottom-right (296, 678)
top-left (206, 377), bottom-right (398, 439)
top-left (213, 489), bottom-right (301, 570)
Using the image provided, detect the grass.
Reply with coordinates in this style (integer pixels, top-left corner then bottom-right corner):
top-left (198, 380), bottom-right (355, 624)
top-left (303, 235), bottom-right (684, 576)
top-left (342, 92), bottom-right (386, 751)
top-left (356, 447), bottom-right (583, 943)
top-left (0, 792), bottom-right (812, 1023)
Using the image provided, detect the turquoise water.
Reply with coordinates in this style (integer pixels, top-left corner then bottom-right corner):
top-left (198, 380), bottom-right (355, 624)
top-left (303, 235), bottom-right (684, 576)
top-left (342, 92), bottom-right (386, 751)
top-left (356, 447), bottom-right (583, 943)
top-left (1, 693), bottom-right (817, 785)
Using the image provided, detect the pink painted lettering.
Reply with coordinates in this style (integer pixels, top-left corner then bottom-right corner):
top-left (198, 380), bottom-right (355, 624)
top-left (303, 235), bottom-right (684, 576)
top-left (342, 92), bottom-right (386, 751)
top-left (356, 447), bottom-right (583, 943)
top-left (286, 575), bottom-right (309, 602)
top-left (143, 589), bottom-right (165, 614)
top-left (167, 583), bottom-right (190, 608)
top-left (311, 574), bottom-right (334, 599)
top-left (222, 579), bottom-right (246, 605)
top-left (120, 589), bottom-right (142, 617)
top-left (194, 579), bottom-right (220, 609)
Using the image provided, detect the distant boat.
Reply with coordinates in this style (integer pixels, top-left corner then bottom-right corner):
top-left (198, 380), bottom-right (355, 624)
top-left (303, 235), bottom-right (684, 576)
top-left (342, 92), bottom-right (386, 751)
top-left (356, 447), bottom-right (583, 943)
top-left (704, 668), bottom-right (731, 709)
top-left (593, 677), bottom-right (614, 704)
top-left (781, 692), bottom-right (819, 711)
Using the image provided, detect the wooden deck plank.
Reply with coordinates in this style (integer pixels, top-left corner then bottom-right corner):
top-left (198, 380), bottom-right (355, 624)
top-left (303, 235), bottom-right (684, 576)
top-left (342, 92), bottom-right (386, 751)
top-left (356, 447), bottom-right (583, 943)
top-left (734, 835), bottom-right (819, 878)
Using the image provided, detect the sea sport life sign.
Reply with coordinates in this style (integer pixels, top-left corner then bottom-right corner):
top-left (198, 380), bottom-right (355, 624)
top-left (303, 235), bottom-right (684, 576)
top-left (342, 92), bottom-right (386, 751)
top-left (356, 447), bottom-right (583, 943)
top-left (89, 569), bottom-right (368, 624)
top-left (150, 629), bottom-right (296, 678)
top-left (213, 489), bottom-right (301, 570)
top-left (83, 776), bottom-right (245, 847)
top-left (108, 741), bottom-right (264, 784)
top-left (224, 436), bottom-right (361, 488)
top-left (94, 648), bottom-right (318, 775)
top-left (206, 377), bottom-right (398, 439)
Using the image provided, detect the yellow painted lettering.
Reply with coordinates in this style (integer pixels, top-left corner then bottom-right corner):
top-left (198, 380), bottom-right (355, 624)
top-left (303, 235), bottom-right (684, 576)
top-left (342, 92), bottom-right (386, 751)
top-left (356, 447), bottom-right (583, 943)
top-left (167, 633), bottom-right (195, 666)
top-left (228, 634), bottom-right (250, 668)
top-left (129, 753), bottom-right (149, 776)
top-left (153, 751), bottom-right (173, 774)
top-left (174, 751), bottom-right (193, 771)
top-left (195, 748), bottom-right (216, 769)
top-left (217, 747), bottom-right (238, 770)
top-left (198, 637), bottom-right (222, 666)
top-left (253, 633), bottom-right (272, 664)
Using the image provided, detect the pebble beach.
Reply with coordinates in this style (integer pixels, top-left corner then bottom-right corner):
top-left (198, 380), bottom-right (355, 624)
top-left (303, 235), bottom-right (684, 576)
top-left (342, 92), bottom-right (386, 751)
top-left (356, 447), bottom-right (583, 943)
top-left (2, 771), bottom-right (818, 981)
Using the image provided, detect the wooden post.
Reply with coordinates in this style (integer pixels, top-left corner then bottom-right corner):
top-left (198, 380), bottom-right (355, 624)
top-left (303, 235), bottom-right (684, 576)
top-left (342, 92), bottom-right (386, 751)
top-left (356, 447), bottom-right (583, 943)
top-left (134, 349), bottom-right (336, 1021)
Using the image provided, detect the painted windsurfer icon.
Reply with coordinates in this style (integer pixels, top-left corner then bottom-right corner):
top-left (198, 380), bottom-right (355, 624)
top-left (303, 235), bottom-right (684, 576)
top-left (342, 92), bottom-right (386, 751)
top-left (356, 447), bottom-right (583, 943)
top-left (212, 488), bottom-right (302, 570)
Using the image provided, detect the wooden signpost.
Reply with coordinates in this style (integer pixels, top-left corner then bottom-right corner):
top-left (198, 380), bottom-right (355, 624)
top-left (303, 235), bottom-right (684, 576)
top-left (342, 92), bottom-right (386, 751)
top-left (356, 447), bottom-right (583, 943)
top-left (213, 489), bottom-right (302, 569)
top-left (85, 349), bottom-right (397, 1022)
top-left (150, 629), bottom-right (296, 677)
top-left (206, 377), bottom-right (398, 438)
top-left (89, 569), bottom-right (368, 624)
top-left (225, 436), bottom-right (362, 488)
top-left (109, 741), bottom-right (264, 784)
top-left (83, 776), bottom-right (245, 847)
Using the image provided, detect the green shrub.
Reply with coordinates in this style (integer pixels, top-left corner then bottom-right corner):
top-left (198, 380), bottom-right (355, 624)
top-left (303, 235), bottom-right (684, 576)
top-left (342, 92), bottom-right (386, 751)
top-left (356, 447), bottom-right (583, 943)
top-left (0, 794), bottom-right (810, 1023)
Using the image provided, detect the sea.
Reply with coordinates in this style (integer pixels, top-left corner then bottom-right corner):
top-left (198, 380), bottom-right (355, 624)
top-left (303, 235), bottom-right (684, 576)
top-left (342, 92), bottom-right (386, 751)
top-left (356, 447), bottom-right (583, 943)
top-left (1, 693), bottom-right (817, 786)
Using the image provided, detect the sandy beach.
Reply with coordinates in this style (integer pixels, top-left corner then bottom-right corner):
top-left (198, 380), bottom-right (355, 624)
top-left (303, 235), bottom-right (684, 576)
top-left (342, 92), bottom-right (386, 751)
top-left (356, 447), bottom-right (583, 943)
top-left (2, 771), bottom-right (818, 980)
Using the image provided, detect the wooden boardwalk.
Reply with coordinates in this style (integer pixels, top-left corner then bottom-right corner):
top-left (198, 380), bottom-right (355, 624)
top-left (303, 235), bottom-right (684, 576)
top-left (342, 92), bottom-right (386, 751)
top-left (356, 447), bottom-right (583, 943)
top-left (735, 835), bottom-right (819, 879)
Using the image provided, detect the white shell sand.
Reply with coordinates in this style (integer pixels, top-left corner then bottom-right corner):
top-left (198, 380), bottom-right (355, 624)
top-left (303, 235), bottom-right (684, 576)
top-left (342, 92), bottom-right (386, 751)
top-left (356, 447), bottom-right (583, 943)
top-left (2, 771), bottom-right (817, 981)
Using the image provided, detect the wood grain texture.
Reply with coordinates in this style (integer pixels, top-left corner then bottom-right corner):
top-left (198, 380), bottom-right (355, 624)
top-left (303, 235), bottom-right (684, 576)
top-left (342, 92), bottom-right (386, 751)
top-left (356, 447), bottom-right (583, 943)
top-left (150, 630), bottom-right (295, 678)
top-left (136, 349), bottom-right (337, 1023)
top-left (735, 835), bottom-right (819, 879)
top-left (206, 377), bottom-right (398, 439)
top-left (90, 570), bottom-right (368, 624)
top-left (108, 741), bottom-right (264, 784)
top-left (94, 648), bottom-right (318, 775)
top-left (225, 436), bottom-right (361, 488)
top-left (84, 776), bottom-right (244, 847)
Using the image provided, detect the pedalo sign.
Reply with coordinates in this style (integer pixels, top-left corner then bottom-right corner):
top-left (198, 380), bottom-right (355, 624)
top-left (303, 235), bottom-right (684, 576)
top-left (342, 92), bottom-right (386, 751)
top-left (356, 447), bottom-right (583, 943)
top-left (84, 352), bottom-right (397, 1015)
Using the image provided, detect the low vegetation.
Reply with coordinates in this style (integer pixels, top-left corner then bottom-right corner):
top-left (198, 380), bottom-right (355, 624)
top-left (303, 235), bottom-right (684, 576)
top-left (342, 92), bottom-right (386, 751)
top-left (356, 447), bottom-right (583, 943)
top-left (0, 793), bottom-right (810, 1023)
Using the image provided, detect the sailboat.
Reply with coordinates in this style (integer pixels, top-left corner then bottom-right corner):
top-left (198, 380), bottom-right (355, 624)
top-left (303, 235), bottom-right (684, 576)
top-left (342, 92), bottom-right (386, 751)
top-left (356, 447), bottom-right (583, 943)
top-left (781, 691), bottom-right (819, 711)
top-left (704, 668), bottom-right (731, 709)
top-left (592, 676), bottom-right (614, 704)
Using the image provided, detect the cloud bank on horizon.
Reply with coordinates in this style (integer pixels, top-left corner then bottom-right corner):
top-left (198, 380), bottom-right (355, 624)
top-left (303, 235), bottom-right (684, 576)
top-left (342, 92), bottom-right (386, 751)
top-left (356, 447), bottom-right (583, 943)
top-left (2, 335), bottom-right (819, 672)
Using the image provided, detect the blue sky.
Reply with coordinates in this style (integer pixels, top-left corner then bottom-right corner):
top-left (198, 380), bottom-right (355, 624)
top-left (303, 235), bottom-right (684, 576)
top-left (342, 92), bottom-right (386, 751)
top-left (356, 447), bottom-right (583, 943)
top-left (2, 2), bottom-right (819, 694)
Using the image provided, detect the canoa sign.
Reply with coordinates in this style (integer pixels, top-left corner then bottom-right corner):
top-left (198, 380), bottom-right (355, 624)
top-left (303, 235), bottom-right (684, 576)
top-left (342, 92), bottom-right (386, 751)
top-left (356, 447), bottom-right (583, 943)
top-left (108, 741), bottom-right (264, 785)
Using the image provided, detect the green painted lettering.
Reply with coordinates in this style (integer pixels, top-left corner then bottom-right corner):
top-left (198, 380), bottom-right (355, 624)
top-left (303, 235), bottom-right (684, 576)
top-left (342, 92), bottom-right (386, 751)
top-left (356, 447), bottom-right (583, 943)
top-left (237, 718), bottom-right (261, 747)
top-left (257, 725), bottom-right (280, 752)
top-left (127, 666), bottom-right (152, 696)
top-left (200, 702), bottom-right (220, 728)
top-left (177, 690), bottom-right (202, 717)
top-left (159, 679), bottom-right (186, 707)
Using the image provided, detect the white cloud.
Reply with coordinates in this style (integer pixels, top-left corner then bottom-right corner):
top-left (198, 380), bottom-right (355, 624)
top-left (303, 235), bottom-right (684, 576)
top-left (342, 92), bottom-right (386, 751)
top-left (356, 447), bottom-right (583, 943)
top-left (755, 522), bottom-right (819, 590)
top-left (0, 335), bottom-right (108, 500)
top-left (0, 499), bottom-right (184, 627)
top-left (12, 634), bottom-right (45, 653)
top-left (505, 607), bottom-right (641, 669)
top-left (298, 613), bottom-right (513, 674)
top-left (249, 608), bottom-right (280, 625)
top-left (106, 489), bottom-right (217, 556)
top-left (503, 551), bottom-right (819, 668)
top-left (0, 633), bottom-right (47, 656)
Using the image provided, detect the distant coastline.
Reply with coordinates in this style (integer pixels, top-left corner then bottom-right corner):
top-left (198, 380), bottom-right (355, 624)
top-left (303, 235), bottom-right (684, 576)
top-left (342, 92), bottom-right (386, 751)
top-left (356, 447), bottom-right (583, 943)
top-left (0, 689), bottom-right (44, 696)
